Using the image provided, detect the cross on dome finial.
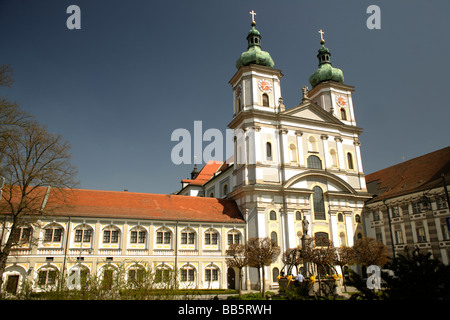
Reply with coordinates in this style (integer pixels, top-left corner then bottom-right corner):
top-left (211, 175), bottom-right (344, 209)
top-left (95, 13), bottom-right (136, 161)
top-left (249, 10), bottom-right (256, 25)
top-left (318, 29), bottom-right (325, 44)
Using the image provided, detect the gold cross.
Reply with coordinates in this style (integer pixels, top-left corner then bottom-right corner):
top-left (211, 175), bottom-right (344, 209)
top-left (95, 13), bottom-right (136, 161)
top-left (318, 29), bottom-right (325, 42)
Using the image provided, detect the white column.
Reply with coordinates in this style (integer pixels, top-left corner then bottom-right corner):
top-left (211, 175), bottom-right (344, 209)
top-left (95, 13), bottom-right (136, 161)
top-left (355, 142), bottom-right (364, 172)
top-left (336, 137), bottom-right (345, 170)
top-left (286, 211), bottom-right (296, 249)
top-left (345, 212), bottom-right (354, 247)
top-left (257, 209), bottom-right (266, 238)
top-left (321, 135), bottom-right (329, 168)
top-left (330, 214), bottom-right (340, 247)
top-left (296, 131), bottom-right (304, 166)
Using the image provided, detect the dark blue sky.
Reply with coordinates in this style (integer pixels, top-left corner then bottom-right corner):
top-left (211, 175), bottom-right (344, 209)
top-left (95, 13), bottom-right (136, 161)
top-left (1, 0), bottom-right (449, 194)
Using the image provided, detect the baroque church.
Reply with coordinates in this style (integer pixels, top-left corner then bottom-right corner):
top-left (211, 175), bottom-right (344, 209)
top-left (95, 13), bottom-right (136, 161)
top-left (1, 14), bottom-right (375, 293)
top-left (177, 16), bottom-right (372, 287)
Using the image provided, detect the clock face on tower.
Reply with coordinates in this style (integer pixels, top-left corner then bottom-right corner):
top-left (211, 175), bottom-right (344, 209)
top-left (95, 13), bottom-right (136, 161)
top-left (258, 79), bottom-right (272, 93)
top-left (335, 95), bottom-right (347, 108)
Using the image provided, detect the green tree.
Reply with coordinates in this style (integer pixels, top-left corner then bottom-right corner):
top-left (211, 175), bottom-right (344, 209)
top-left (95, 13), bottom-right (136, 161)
top-left (382, 248), bottom-right (450, 300)
top-left (226, 243), bottom-right (248, 297)
top-left (246, 237), bottom-right (280, 298)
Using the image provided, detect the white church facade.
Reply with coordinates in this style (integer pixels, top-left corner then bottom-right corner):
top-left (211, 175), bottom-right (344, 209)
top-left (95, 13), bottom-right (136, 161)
top-left (177, 18), bottom-right (372, 288)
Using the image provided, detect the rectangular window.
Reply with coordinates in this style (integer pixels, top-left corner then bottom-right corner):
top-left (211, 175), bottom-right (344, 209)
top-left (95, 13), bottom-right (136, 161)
top-left (211, 233), bottom-right (218, 245)
top-left (437, 197), bottom-right (448, 210)
top-left (74, 230), bottom-right (83, 242)
top-left (181, 233), bottom-right (187, 244)
top-left (189, 233), bottom-right (195, 244)
top-left (138, 231), bottom-right (146, 244)
top-left (130, 231), bottom-right (137, 244)
top-left (156, 232), bottom-right (163, 244)
top-left (395, 230), bottom-right (403, 244)
top-left (417, 227), bottom-right (426, 242)
top-left (412, 202), bottom-right (421, 214)
top-left (53, 229), bottom-right (62, 242)
top-left (205, 269), bottom-right (218, 281)
top-left (103, 230), bottom-right (111, 243)
top-left (44, 229), bottom-right (53, 242)
top-left (83, 229), bottom-right (92, 243)
top-left (103, 230), bottom-right (119, 244)
top-left (392, 207), bottom-right (400, 218)
top-left (111, 230), bottom-right (119, 243)
top-left (164, 232), bottom-right (171, 244)
top-left (38, 271), bottom-right (47, 286)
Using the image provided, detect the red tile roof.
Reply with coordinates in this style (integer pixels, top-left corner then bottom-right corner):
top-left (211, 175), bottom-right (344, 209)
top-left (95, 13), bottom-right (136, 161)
top-left (181, 160), bottom-right (226, 186)
top-left (2, 187), bottom-right (245, 224)
top-left (365, 146), bottom-right (450, 203)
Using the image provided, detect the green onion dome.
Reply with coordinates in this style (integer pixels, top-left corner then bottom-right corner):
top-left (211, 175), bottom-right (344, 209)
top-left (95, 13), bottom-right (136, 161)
top-left (309, 38), bottom-right (344, 87)
top-left (236, 21), bottom-right (274, 69)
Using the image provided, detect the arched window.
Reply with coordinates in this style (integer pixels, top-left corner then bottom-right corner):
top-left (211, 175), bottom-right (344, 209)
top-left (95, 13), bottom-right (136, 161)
top-left (74, 224), bottom-right (93, 244)
top-left (227, 230), bottom-right (241, 245)
top-left (347, 152), bottom-right (354, 170)
top-left (222, 184), bottom-right (228, 196)
top-left (155, 264), bottom-right (171, 283)
top-left (313, 186), bottom-right (326, 220)
top-left (307, 155), bottom-right (322, 169)
top-left (269, 210), bottom-right (277, 220)
top-left (266, 142), bottom-right (272, 160)
top-left (37, 265), bottom-right (59, 287)
top-left (204, 228), bottom-right (219, 245)
top-left (270, 231), bottom-right (278, 245)
top-left (289, 144), bottom-right (298, 163)
top-left (262, 93), bottom-right (269, 107)
top-left (103, 225), bottom-right (120, 244)
top-left (308, 136), bottom-right (318, 152)
top-left (338, 213), bottom-right (344, 222)
top-left (156, 227), bottom-right (172, 245)
top-left (355, 214), bottom-right (361, 223)
top-left (209, 192), bottom-right (214, 197)
top-left (130, 226), bottom-right (147, 244)
top-left (180, 264), bottom-right (196, 282)
top-left (11, 225), bottom-right (32, 244)
top-left (43, 223), bottom-right (64, 243)
top-left (69, 264), bottom-right (90, 288)
top-left (180, 227), bottom-right (196, 245)
top-left (295, 211), bottom-right (302, 221)
top-left (340, 108), bottom-right (347, 120)
top-left (127, 264), bottom-right (146, 286)
top-left (205, 264), bottom-right (219, 282)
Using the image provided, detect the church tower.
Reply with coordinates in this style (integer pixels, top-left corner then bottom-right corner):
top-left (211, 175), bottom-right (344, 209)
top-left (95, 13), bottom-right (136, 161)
top-left (227, 13), bottom-right (372, 290)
